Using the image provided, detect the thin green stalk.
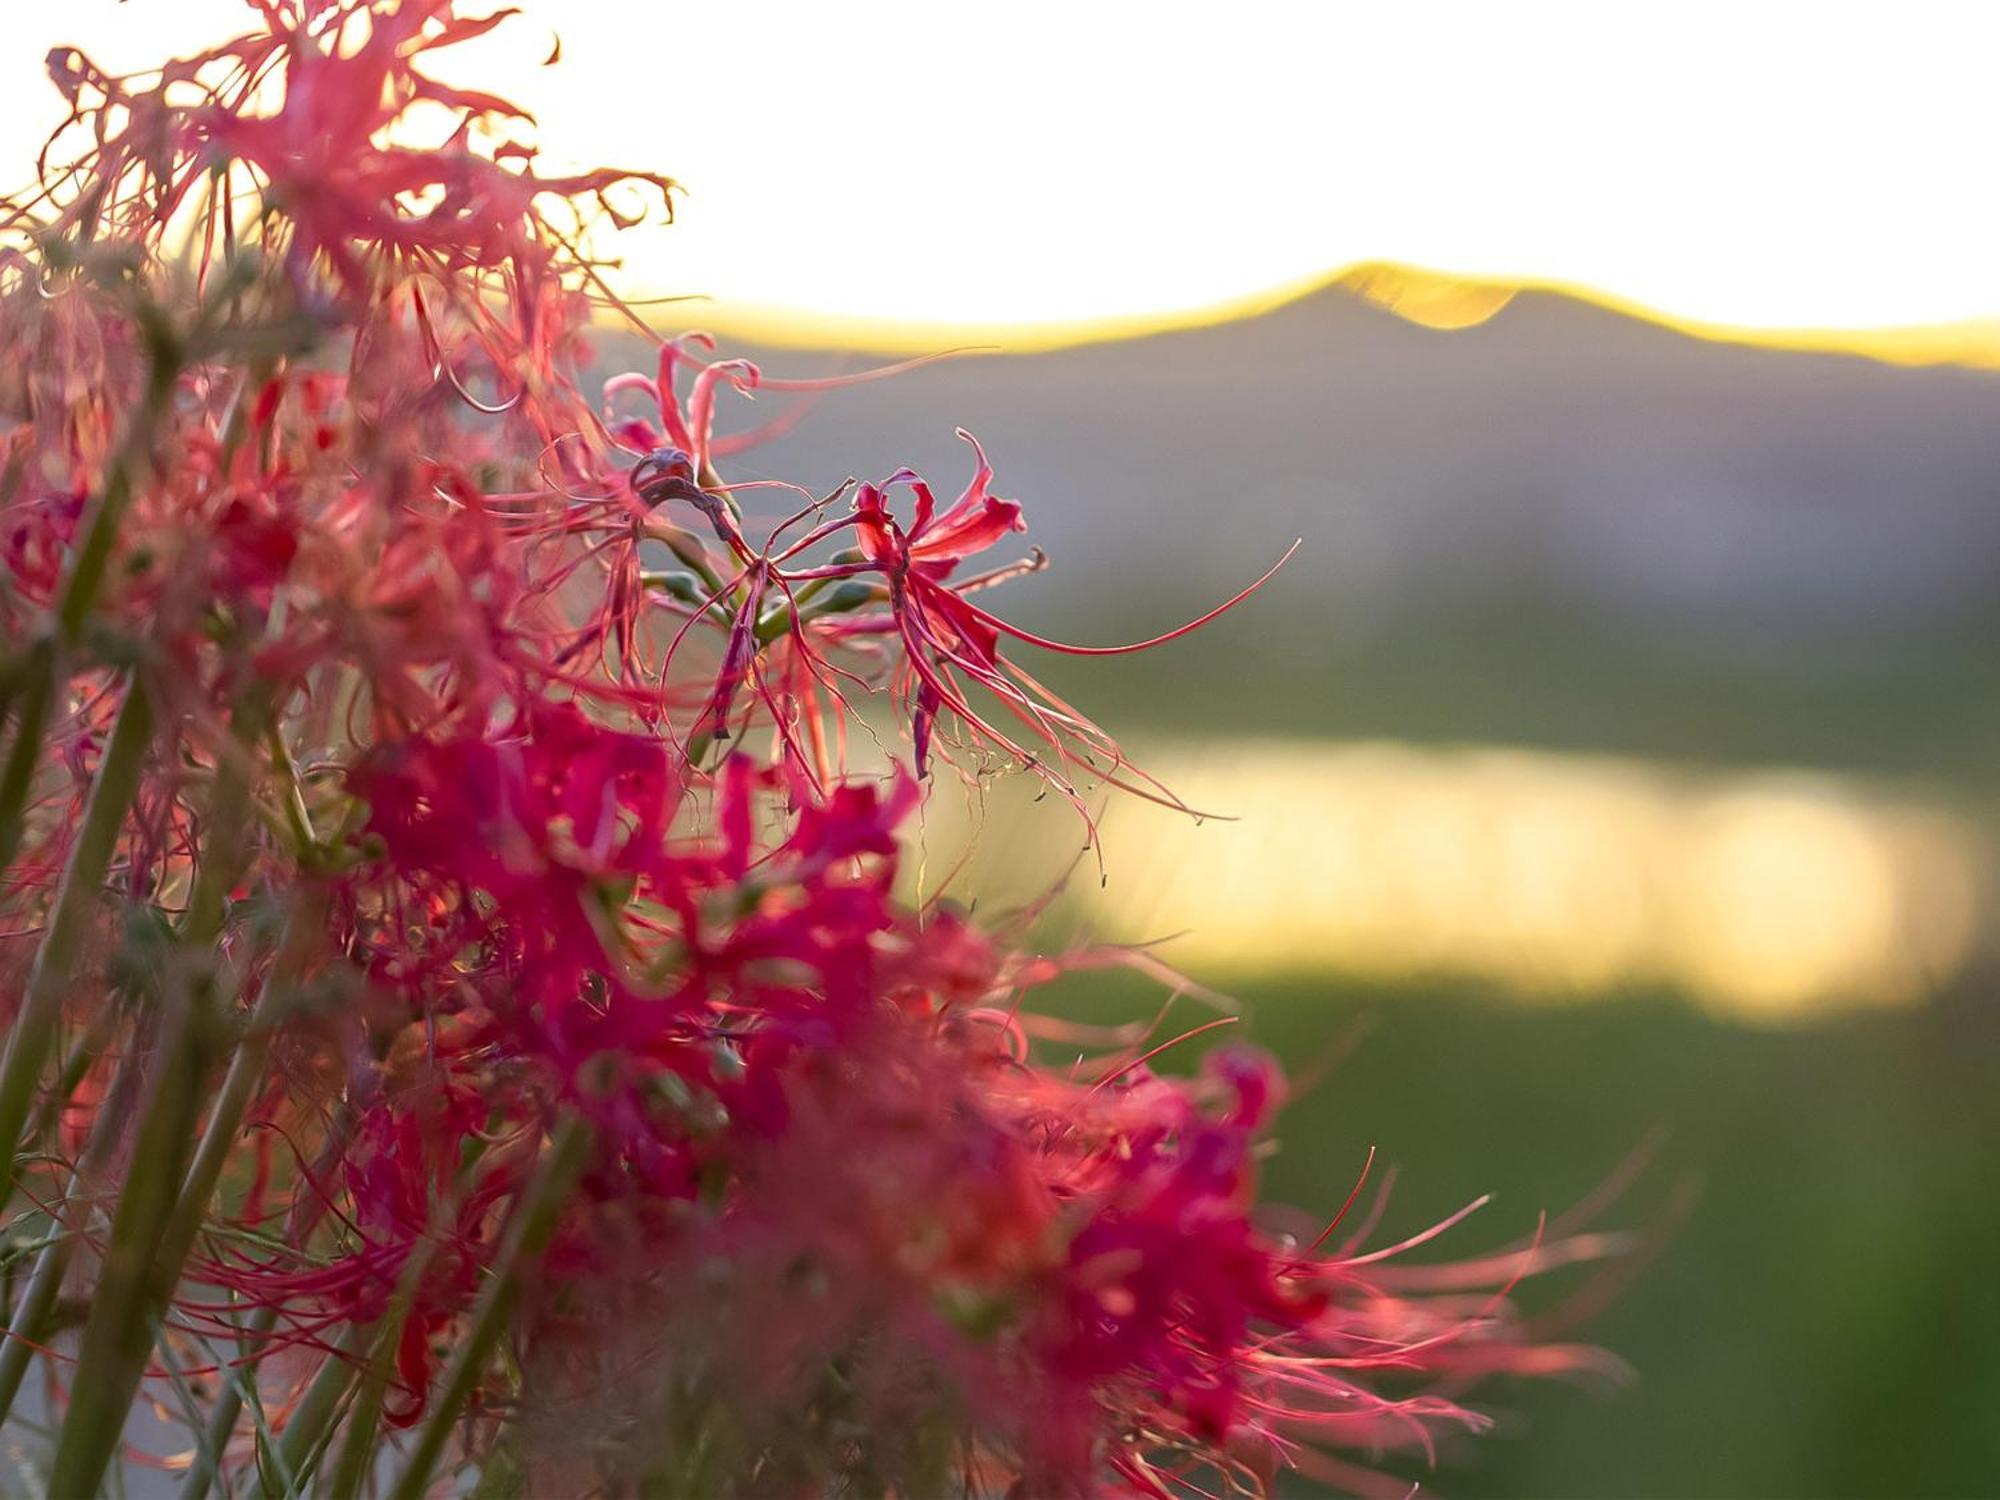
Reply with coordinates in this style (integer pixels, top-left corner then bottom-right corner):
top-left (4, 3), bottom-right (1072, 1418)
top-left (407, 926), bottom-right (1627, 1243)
top-left (153, 978), bottom-right (274, 1281)
top-left (0, 1040), bottom-right (152, 1430)
top-left (0, 680), bottom-right (153, 1213)
top-left (264, 1325), bottom-right (371, 1498)
top-left (264, 723), bottom-right (317, 860)
top-left (27, 1009), bottom-right (120, 1158)
top-left (44, 997), bottom-right (209, 1500)
top-left (187, 1317), bottom-right (295, 1500)
top-left (176, 1302), bottom-right (279, 1500)
top-left (54, 364), bottom-right (177, 650)
top-left (0, 685), bottom-right (266, 1426)
top-left (180, 702), bottom-right (263, 947)
top-left (43, 696), bottom-right (276, 1493)
top-left (152, 1326), bottom-right (231, 1493)
top-left (0, 639), bottom-right (55, 876)
top-left (152, 727), bottom-right (304, 1294)
top-left (321, 1208), bottom-right (448, 1500)
top-left (384, 1116), bottom-right (592, 1500)
top-left (0, 362), bottom-right (173, 872)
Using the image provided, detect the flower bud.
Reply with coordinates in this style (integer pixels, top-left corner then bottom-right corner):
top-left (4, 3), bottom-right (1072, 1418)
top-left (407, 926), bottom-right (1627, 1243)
top-left (641, 569), bottom-right (706, 606)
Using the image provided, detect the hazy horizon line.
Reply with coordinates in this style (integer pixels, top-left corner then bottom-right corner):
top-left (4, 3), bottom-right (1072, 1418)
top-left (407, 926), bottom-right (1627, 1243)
top-left (652, 259), bottom-right (2000, 370)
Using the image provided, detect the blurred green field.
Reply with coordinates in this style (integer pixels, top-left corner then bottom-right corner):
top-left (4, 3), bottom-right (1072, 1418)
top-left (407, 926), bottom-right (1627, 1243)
top-left (1044, 969), bottom-right (2000, 1497)
top-left (1029, 603), bottom-right (2000, 793)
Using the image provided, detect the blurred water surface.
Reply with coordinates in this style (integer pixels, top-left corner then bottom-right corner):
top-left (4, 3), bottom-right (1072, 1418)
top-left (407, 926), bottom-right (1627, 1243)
top-left (914, 738), bottom-right (1988, 1023)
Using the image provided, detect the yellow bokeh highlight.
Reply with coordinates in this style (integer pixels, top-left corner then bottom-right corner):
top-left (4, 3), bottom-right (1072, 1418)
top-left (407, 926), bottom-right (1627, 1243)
top-left (915, 741), bottom-right (1988, 1024)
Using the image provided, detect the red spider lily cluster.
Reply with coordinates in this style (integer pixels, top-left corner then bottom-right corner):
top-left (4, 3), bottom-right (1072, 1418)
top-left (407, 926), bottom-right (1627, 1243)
top-left (0, 3), bottom-right (1626, 1496)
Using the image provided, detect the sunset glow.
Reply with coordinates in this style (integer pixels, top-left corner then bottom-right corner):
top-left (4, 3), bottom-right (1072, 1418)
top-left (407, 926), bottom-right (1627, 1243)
top-left (8, 1), bottom-right (2000, 352)
top-left (914, 741), bottom-right (1989, 1024)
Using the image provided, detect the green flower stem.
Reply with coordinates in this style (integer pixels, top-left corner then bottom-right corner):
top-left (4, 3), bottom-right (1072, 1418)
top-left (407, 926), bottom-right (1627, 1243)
top-left (0, 360), bottom-right (173, 873)
top-left (139, 720), bottom-right (307, 1496)
top-left (384, 1114), bottom-right (592, 1500)
top-left (0, 1039), bottom-right (151, 1431)
top-left (321, 1205), bottom-right (450, 1500)
top-left (175, 1303), bottom-right (279, 1500)
top-left (0, 639), bottom-right (56, 877)
top-left (152, 765), bottom-right (312, 1301)
top-left (27, 1009), bottom-right (119, 1159)
top-left (55, 361), bottom-right (177, 651)
top-left (149, 949), bottom-right (306, 1491)
top-left (180, 700), bottom-right (263, 947)
top-left (153, 978), bottom-right (275, 1279)
top-left (44, 992), bottom-right (208, 1500)
top-left (264, 1323), bottom-right (372, 1498)
top-left (265, 723), bottom-right (317, 860)
top-left (0, 675), bottom-right (246, 1435)
top-left (152, 1324), bottom-right (232, 1492)
top-left (0, 679), bottom-right (153, 1214)
top-left (0, 679), bottom-right (265, 1445)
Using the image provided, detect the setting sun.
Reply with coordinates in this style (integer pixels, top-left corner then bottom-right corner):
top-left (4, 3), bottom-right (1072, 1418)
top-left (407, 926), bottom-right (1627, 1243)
top-left (8, 1), bottom-right (2000, 351)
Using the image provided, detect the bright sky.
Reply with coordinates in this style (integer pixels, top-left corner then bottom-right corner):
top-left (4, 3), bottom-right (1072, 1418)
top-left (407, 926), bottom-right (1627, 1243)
top-left (6, 1), bottom-right (2000, 346)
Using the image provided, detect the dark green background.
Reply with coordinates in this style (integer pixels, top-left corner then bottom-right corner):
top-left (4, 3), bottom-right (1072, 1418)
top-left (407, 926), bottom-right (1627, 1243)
top-left (1048, 966), bottom-right (2000, 1498)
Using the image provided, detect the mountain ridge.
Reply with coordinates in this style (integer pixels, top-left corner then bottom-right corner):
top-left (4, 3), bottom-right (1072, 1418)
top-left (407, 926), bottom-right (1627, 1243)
top-left (682, 260), bottom-right (2000, 373)
top-left (667, 273), bottom-right (2000, 646)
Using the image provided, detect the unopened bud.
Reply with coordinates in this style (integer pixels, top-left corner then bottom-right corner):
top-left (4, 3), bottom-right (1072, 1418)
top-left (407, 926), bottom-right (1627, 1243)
top-left (815, 579), bottom-right (880, 613)
top-left (641, 569), bottom-right (705, 606)
top-left (754, 601), bottom-right (795, 644)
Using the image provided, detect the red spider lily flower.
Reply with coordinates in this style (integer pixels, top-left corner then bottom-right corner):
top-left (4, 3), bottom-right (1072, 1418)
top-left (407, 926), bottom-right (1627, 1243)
top-left (612, 411), bottom-right (1295, 842)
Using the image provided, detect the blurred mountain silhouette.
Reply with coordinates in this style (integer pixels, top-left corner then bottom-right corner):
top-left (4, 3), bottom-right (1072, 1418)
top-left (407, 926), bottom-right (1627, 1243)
top-left (608, 281), bottom-right (2000, 780)
top-left (691, 282), bottom-right (1999, 635)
